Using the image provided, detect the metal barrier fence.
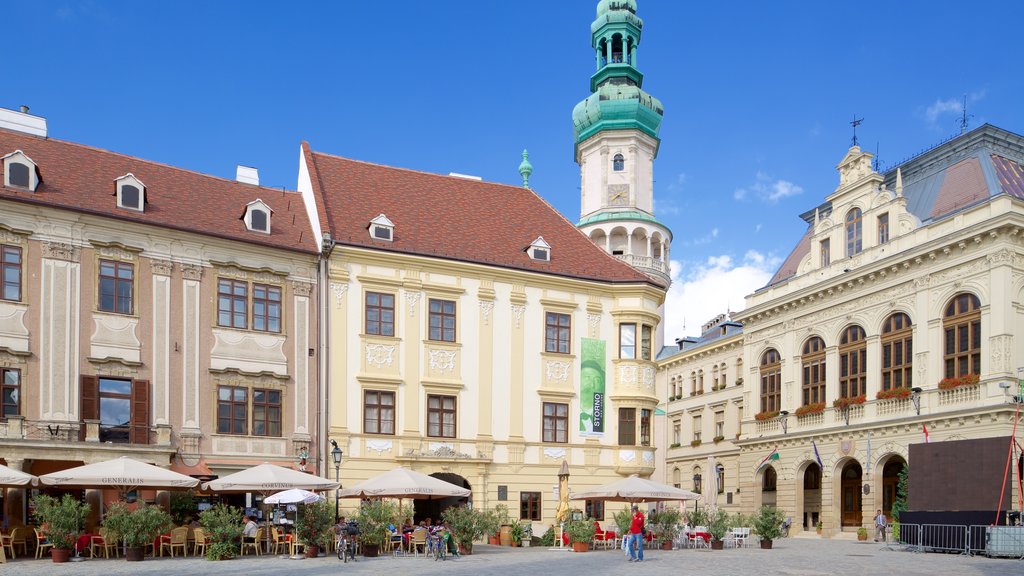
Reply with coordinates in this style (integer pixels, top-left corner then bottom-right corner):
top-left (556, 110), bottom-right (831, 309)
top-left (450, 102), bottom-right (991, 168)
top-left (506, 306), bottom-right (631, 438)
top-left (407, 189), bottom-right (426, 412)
top-left (890, 523), bottom-right (1024, 559)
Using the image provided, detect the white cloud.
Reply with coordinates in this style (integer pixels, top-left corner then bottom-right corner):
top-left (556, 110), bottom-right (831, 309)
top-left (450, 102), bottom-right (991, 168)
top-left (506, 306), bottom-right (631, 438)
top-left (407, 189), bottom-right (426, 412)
top-left (734, 171), bottom-right (803, 204)
top-left (661, 251), bottom-right (780, 348)
top-left (924, 90), bottom-right (986, 129)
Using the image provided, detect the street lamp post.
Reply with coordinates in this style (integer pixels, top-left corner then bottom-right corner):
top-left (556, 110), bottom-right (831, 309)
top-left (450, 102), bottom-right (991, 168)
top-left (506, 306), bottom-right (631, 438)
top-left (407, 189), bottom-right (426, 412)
top-left (330, 439), bottom-right (343, 523)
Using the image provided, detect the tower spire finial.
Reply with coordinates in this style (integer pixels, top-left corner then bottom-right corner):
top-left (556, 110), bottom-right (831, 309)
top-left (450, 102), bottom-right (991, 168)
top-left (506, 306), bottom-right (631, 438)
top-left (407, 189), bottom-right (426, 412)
top-left (850, 115), bottom-right (864, 147)
top-left (518, 149), bottom-right (533, 188)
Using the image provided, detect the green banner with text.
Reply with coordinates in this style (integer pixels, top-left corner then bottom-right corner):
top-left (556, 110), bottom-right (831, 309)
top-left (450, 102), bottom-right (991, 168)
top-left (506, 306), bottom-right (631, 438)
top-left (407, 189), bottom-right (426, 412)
top-left (580, 338), bottom-right (605, 435)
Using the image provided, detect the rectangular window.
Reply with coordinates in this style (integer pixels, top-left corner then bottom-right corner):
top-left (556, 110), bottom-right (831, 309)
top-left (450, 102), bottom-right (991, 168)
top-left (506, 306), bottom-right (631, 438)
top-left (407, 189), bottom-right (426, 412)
top-left (672, 420), bottom-right (681, 445)
top-left (252, 388), bottom-right (282, 437)
top-left (364, 390), bottom-right (395, 435)
top-left (217, 386), bottom-right (248, 435)
top-left (427, 394), bottom-right (456, 438)
top-left (878, 213), bottom-right (890, 244)
top-left (693, 415), bottom-right (702, 443)
top-left (639, 408), bottom-right (651, 446)
top-left (218, 279), bottom-right (249, 329)
top-left (520, 491), bottom-right (541, 521)
top-left (98, 377), bottom-right (132, 442)
top-left (1, 245), bottom-right (22, 302)
top-left (618, 407), bottom-right (636, 446)
top-left (585, 499), bottom-right (605, 521)
top-left (1, 368), bottom-right (20, 418)
top-left (542, 402), bottom-right (568, 443)
top-left (820, 239), bottom-right (831, 267)
top-left (98, 259), bottom-right (134, 314)
top-left (619, 323), bottom-right (636, 359)
top-left (428, 299), bottom-right (456, 342)
top-left (715, 411), bottom-right (724, 438)
top-left (252, 284), bottom-right (282, 333)
top-left (365, 292), bottom-right (395, 336)
top-left (641, 325), bottom-right (652, 360)
top-left (545, 312), bottom-right (571, 354)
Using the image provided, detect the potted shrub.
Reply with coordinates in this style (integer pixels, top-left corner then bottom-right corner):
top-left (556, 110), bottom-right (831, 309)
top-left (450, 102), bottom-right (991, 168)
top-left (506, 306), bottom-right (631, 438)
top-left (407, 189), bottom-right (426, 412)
top-left (103, 501), bottom-right (173, 561)
top-left (30, 494), bottom-right (89, 563)
top-left (612, 509), bottom-right (632, 545)
top-left (441, 503), bottom-right (487, 555)
top-left (650, 508), bottom-right (681, 550)
top-left (565, 518), bottom-right (595, 552)
top-left (509, 521), bottom-right (524, 547)
top-left (815, 520), bottom-right (823, 535)
top-left (707, 508), bottom-right (732, 550)
top-left (199, 503), bottom-right (243, 560)
top-left (296, 499), bottom-right (334, 557)
top-left (857, 527), bottom-right (869, 541)
top-left (354, 499), bottom-right (401, 557)
top-left (752, 505), bottom-right (785, 549)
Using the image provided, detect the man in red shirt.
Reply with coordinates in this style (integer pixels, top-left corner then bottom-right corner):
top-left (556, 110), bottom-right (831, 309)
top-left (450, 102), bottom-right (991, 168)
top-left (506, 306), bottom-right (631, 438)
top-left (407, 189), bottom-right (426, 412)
top-left (628, 505), bottom-right (645, 562)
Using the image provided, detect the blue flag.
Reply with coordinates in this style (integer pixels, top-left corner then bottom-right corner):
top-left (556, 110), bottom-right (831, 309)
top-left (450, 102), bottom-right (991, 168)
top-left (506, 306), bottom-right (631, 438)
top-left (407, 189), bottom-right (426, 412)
top-left (812, 440), bottom-right (824, 471)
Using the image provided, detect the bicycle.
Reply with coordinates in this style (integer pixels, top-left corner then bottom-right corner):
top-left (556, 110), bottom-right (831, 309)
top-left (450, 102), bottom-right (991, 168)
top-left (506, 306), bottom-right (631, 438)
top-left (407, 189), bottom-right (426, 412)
top-left (337, 521), bottom-right (359, 562)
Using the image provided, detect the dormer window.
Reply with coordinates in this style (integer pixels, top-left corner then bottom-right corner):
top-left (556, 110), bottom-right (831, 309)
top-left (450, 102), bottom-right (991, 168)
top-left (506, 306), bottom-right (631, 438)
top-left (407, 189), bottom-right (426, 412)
top-left (2, 150), bottom-right (39, 191)
top-left (243, 200), bottom-right (273, 234)
top-left (369, 214), bottom-right (394, 242)
top-left (528, 236), bottom-right (551, 262)
top-left (114, 173), bottom-right (146, 212)
top-left (613, 153), bottom-right (625, 171)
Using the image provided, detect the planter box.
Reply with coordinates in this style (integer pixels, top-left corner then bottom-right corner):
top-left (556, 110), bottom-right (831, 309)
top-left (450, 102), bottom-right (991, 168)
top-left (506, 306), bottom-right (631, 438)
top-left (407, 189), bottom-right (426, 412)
top-left (51, 548), bottom-right (72, 563)
top-left (125, 547), bottom-right (145, 562)
top-left (760, 539), bottom-right (773, 549)
top-left (572, 541), bottom-right (590, 552)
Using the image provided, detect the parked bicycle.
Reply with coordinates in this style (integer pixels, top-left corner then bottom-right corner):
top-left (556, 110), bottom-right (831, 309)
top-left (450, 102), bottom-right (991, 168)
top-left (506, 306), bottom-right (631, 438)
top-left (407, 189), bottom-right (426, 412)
top-left (337, 521), bottom-right (359, 562)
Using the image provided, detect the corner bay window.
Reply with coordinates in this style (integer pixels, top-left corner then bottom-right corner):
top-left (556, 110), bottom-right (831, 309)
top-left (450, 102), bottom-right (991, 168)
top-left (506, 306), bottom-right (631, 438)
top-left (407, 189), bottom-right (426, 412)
top-left (364, 390), bottom-right (395, 435)
top-left (542, 402), bottom-right (568, 443)
top-left (545, 312), bottom-right (571, 354)
top-left (619, 323), bottom-right (654, 360)
top-left (618, 407), bottom-right (635, 446)
top-left (98, 259), bottom-right (134, 314)
top-left (427, 394), bottom-right (456, 438)
top-left (639, 408), bottom-right (651, 446)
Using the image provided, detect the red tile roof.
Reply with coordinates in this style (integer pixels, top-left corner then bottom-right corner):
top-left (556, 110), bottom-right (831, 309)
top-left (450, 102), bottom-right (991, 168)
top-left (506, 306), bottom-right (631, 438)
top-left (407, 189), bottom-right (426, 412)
top-left (0, 128), bottom-right (318, 254)
top-left (929, 156), bottom-right (989, 219)
top-left (303, 143), bottom-right (659, 286)
top-left (766, 227), bottom-right (811, 287)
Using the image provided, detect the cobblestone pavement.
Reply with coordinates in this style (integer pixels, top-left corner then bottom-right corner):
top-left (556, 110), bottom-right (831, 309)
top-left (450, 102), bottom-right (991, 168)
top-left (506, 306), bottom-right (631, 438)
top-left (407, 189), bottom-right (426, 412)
top-left (3, 539), bottom-right (1017, 576)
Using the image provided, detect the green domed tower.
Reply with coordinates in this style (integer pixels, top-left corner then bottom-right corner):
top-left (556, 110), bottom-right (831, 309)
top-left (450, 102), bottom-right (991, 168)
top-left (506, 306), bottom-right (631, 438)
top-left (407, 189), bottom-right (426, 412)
top-left (575, 0), bottom-right (671, 290)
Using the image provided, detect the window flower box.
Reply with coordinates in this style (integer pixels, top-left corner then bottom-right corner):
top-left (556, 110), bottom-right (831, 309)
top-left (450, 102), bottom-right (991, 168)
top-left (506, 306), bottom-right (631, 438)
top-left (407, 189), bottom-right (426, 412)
top-left (754, 410), bottom-right (780, 421)
top-left (832, 394), bottom-right (866, 410)
top-left (938, 373), bottom-right (980, 390)
top-left (876, 387), bottom-right (911, 400)
top-left (794, 402), bottom-right (826, 417)
top-left (713, 435), bottom-right (725, 444)
top-left (669, 442), bottom-right (681, 449)
top-left (690, 439), bottom-right (702, 447)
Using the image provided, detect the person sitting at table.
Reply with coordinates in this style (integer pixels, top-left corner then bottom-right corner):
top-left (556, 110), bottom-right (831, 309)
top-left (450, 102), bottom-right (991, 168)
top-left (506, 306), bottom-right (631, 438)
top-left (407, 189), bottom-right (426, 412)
top-left (242, 515), bottom-right (258, 542)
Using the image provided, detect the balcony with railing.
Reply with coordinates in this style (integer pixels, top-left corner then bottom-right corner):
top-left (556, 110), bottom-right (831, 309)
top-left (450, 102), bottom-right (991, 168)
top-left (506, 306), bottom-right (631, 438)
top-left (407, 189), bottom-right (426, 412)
top-left (614, 254), bottom-right (671, 284)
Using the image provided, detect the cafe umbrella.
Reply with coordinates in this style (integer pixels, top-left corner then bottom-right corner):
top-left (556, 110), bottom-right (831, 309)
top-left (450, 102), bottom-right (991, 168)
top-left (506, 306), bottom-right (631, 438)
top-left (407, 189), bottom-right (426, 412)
top-left (39, 456), bottom-right (199, 493)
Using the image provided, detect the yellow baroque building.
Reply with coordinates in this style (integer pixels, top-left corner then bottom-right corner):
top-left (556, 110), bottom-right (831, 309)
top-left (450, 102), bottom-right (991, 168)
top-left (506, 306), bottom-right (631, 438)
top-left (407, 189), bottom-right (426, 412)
top-left (659, 125), bottom-right (1024, 536)
top-left (298, 143), bottom-right (666, 527)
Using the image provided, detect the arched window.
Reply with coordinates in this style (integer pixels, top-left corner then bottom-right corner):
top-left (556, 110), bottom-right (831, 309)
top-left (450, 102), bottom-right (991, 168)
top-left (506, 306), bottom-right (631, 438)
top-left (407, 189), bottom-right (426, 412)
top-left (672, 467), bottom-right (681, 489)
top-left (881, 313), bottom-right (912, 390)
top-left (762, 467), bottom-right (777, 492)
top-left (801, 337), bottom-right (826, 406)
top-left (803, 464), bottom-right (821, 490)
top-left (712, 365), bottom-right (719, 390)
top-left (760, 349), bottom-right (781, 413)
top-left (9, 162), bottom-right (29, 188)
top-left (690, 372), bottom-right (697, 396)
top-left (716, 465), bottom-right (725, 494)
top-left (846, 208), bottom-right (863, 256)
top-left (943, 293), bottom-right (981, 378)
top-left (697, 369), bottom-right (704, 394)
top-left (839, 326), bottom-right (866, 399)
top-left (613, 153), bottom-right (624, 171)
top-left (693, 467), bottom-right (702, 494)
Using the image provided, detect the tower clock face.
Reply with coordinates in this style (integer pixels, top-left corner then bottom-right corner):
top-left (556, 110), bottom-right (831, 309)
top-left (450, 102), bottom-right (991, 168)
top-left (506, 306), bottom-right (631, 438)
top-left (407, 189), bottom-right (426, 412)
top-left (607, 184), bottom-right (629, 206)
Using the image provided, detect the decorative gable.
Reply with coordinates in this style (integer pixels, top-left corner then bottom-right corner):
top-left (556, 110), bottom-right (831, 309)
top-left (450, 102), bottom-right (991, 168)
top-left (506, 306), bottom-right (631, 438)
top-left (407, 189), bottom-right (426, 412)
top-left (2, 149), bottom-right (39, 191)
top-left (243, 199), bottom-right (273, 234)
top-left (114, 173), bottom-right (146, 211)
top-left (527, 236), bottom-right (551, 261)
top-left (368, 213), bottom-right (394, 242)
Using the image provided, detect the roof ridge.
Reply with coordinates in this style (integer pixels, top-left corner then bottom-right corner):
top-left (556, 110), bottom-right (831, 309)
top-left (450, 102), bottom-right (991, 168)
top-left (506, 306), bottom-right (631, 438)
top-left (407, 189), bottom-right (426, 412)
top-left (0, 127), bottom-right (302, 195)
top-left (308, 148), bottom-right (530, 193)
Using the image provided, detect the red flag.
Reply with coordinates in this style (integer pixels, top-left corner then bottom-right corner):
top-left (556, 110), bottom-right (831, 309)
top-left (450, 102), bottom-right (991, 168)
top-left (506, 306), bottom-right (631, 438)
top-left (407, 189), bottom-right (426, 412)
top-left (923, 423), bottom-right (930, 443)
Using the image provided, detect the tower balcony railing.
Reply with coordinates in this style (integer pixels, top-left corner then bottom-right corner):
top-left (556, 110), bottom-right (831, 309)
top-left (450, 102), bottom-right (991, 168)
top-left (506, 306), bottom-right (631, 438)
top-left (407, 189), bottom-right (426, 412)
top-left (614, 254), bottom-right (671, 283)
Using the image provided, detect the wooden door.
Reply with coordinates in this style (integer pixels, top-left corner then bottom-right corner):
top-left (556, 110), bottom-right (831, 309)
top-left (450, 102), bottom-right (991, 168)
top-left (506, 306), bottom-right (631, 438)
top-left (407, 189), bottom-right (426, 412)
top-left (841, 464), bottom-right (862, 526)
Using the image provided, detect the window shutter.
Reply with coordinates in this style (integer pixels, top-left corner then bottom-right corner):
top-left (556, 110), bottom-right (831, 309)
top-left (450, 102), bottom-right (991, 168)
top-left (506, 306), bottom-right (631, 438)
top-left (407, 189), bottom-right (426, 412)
top-left (80, 375), bottom-right (99, 441)
top-left (131, 379), bottom-right (151, 445)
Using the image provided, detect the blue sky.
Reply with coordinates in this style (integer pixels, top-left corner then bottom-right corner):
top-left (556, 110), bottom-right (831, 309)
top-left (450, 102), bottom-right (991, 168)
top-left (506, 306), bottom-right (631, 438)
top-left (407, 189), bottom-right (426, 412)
top-left (6, 1), bottom-right (1024, 344)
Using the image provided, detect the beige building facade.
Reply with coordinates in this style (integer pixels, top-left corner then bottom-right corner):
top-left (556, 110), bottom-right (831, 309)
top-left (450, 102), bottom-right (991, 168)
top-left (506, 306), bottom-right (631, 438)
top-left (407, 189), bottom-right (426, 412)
top-left (0, 108), bottom-right (320, 525)
top-left (660, 125), bottom-right (1024, 535)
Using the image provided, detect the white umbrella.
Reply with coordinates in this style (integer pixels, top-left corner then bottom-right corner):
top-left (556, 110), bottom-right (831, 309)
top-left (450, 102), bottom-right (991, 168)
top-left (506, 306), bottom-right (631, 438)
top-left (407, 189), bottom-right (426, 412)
top-left (571, 474), bottom-right (700, 503)
top-left (0, 462), bottom-right (37, 487)
top-left (39, 456), bottom-right (198, 492)
top-left (203, 463), bottom-right (338, 492)
top-left (338, 467), bottom-right (470, 500)
top-left (264, 489), bottom-right (325, 505)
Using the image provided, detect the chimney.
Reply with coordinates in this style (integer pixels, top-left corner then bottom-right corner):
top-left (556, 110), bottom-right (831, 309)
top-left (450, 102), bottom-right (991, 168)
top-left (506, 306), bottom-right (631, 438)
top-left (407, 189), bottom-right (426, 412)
top-left (236, 165), bottom-right (259, 185)
top-left (0, 106), bottom-right (47, 137)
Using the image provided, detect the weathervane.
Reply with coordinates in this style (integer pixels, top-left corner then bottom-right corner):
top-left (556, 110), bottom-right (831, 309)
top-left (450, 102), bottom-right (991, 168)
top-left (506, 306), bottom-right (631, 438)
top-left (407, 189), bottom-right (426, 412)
top-left (850, 115), bottom-right (864, 147)
top-left (959, 95), bottom-right (974, 134)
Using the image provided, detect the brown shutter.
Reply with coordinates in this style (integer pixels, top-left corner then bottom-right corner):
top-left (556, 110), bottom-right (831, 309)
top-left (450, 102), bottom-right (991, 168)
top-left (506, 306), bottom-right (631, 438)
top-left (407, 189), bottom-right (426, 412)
top-left (131, 379), bottom-right (151, 445)
top-left (80, 375), bottom-right (99, 440)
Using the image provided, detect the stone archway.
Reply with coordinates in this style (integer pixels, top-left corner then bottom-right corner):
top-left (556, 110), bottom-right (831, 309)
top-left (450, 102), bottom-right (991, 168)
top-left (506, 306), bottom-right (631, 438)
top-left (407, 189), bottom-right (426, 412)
top-left (801, 462), bottom-right (822, 530)
top-left (880, 456), bottom-right (906, 521)
top-left (761, 466), bottom-right (778, 507)
top-left (839, 461), bottom-right (863, 527)
top-left (414, 473), bottom-right (471, 525)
